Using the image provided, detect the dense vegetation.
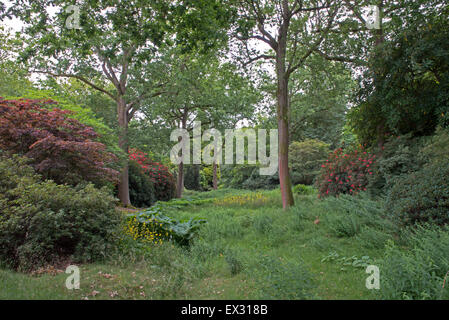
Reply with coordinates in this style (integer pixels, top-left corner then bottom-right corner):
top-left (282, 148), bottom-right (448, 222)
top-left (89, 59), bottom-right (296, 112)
top-left (0, 0), bottom-right (448, 300)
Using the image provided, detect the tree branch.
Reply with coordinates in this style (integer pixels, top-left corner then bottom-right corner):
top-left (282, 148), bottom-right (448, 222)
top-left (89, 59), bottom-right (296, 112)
top-left (30, 70), bottom-right (116, 101)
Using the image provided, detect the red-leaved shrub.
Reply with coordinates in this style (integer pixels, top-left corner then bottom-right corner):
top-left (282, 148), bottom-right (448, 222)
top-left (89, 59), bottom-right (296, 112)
top-left (129, 149), bottom-right (176, 201)
top-left (316, 146), bottom-right (376, 198)
top-left (0, 98), bottom-right (119, 185)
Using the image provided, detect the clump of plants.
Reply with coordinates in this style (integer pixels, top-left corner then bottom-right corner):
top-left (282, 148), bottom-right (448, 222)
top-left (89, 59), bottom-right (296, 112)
top-left (0, 98), bottom-right (119, 186)
top-left (128, 160), bottom-right (156, 208)
top-left (378, 225), bottom-right (449, 300)
top-left (0, 153), bottom-right (121, 271)
top-left (316, 145), bottom-right (376, 198)
top-left (129, 149), bottom-right (176, 201)
top-left (386, 162), bottom-right (449, 226)
top-left (292, 184), bottom-right (316, 195)
top-left (289, 139), bottom-right (330, 185)
top-left (126, 203), bottom-right (206, 246)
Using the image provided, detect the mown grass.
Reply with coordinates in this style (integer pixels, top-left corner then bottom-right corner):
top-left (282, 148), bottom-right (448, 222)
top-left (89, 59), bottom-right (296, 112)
top-left (1, 188), bottom-right (447, 300)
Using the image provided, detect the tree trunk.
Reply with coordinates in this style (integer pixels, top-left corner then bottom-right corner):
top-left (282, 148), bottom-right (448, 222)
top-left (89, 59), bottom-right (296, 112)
top-left (212, 160), bottom-right (218, 190)
top-left (276, 45), bottom-right (295, 210)
top-left (176, 161), bottom-right (184, 198)
top-left (117, 96), bottom-right (131, 206)
top-left (176, 113), bottom-right (188, 198)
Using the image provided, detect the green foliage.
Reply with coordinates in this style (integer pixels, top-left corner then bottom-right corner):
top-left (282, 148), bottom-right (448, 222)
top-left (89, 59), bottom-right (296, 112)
top-left (367, 134), bottom-right (425, 195)
top-left (253, 255), bottom-right (316, 300)
top-left (326, 214), bottom-right (361, 238)
top-left (288, 56), bottom-right (355, 148)
top-left (221, 163), bottom-right (279, 190)
top-left (184, 165), bottom-right (202, 191)
top-left (350, 18), bottom-right (449, 145)
top-left (321, 251), bottom-right (373, 271)
top-left (419, 127), bottom-right (449, 167)
top-left (386, 162), bottom-right (449, 226)
top-left (292, 184), bottom-right (316, 196)
top-left (199, 165), bottom-right (220, 191)
top-left (128, 160), bottom-right (156, 208)
top-left (127, 204), bottom-right (207, 246)
top-left (0, 153), bottom-right (121, 271)
top-left (289, 139), bottom-right (330, 185)
top-left (321, 194), bottom-right (397, 239)
top-left (379, 225), bottom-right (449, 300)
top-left (224, 249), bottom-right (244, 276)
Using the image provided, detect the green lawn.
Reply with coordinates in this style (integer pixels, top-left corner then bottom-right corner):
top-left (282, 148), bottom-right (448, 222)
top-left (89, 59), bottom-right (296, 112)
top-left (0, 189), bottom-right (396, 300)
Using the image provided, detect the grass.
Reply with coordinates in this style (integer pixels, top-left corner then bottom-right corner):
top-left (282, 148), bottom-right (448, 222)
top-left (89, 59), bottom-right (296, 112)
top-left (0, 188), bottom-right (407, 300)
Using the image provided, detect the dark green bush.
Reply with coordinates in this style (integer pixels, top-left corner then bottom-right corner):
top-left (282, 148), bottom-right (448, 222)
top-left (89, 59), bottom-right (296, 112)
top-left (0, 153), bottom-right (121, 271)
top-left (289, 139), bottom-right (330, 185)
top-left (129, 160), bottom-right (156, 208)
top-left (386, 162), bottom-right (449, 225)
top-left (184, 164), bottom-right (202, 191)
top-left (220, 164), bottom-right (279, 190)
top-left (419, 127), bottom-right (449, 167)
top-left (367, 134), bottom-right (424, 195)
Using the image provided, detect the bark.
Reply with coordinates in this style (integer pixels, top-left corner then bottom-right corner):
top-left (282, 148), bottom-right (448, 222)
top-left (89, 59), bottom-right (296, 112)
top-left (176, 112), bottom-right (188, 198)
top-left (276, 37), bottom-right (295, 210)
top-left (212, 160), bottom-right (218, 190)
top-left (176, 161), bottom-right (184, 198)
top-left (117, 96), bottom-right (131, 206)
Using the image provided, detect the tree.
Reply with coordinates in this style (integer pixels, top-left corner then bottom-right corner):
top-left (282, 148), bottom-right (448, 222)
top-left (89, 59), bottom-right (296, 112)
top-left (146, 50), bottom-right (258, 197)
top-left (4, 0), bottom-right (232, 205)
top-left (230, 0), bottom-right (342, 209)
top-left (0, 98), bottom-right (119, 186)
top-left (349, 14), bottom-right (449, 145)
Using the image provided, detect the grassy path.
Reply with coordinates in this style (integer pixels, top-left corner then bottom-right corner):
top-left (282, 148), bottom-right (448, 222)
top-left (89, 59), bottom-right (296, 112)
top-left (1, 189), bottom-right (390, 300)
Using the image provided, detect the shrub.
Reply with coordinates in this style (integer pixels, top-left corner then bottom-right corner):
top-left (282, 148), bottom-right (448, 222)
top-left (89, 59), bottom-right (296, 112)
top-left (184, 164), bottom-right (202, 191)
top-left (129, 149), bottom-right (176, 201)
top-left (379, 225), bottom-right (449, 300)
top-left (419, 127), bottom-right (449, 167)
top-left (127, 203), bottom-right (207, 246)
top-left (292, 184), bottom-right (316, 195)
top-left (128, 160), bottom-right (156, 208)
top-left (367, 134), bottom-right (424, 195)
top-left (0, 153), bottom-right (121, 271)
top-left (221, 164), bottom-right (279, 190)
top-left (0, 98), bottom-right (119, 186)
top-left (316, 145), bottom-right (376, 198)
top-left (200, 165), bottom-right (220, 191)
top-left (386, 162), bottom-right (449, 225)
top-left (289, 139), bottom-right (330, 185)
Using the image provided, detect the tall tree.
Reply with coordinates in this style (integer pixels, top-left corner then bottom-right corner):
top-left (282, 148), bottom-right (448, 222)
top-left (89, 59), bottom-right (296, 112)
top-left (230, 0), bottom-right (342, 209)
